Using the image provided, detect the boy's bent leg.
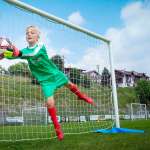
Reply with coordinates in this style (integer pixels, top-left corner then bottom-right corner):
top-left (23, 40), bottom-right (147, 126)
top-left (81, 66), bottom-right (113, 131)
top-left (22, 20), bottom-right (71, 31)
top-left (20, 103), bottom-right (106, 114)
top-left (65, 82), bottom-right (96, 106)
top-left (46, 97), bottom-right (64, 140)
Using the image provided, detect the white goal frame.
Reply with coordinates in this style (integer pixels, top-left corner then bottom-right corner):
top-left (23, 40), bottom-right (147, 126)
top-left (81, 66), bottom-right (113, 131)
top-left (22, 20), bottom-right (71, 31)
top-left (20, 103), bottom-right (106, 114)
top-left (130, 103), bottom-right (147, 120)
top-left (5, 0), bottom-right (120, 129)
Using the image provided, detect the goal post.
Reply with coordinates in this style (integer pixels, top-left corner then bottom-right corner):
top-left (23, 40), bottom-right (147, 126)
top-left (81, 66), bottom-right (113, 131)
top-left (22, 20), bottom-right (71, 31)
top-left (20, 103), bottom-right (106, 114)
top-left (0, 0), bottom-right (119, 141)
top-left (130, 103), bottom-right (147, 120)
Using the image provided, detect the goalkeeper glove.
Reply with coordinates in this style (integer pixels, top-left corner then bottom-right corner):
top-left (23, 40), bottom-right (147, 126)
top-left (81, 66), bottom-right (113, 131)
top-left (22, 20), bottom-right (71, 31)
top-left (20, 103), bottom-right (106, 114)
top-left (3, 50), bottom-right (14, 58)
top-left (4, 48), bottom-right (22, 59)
top-left (8, 45), bottom-right (20, 57)
top-left (3, 45), bottom-right (21, 58)
top-left (4, 39), bottom-right (21, 58)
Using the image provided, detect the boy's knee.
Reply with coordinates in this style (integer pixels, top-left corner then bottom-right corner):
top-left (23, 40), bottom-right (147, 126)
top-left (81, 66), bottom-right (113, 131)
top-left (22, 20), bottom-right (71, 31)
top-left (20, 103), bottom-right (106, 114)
top-left (46, 97), bottom-right (55, 108)
top-left (65, 81), bottom-right (74, 88)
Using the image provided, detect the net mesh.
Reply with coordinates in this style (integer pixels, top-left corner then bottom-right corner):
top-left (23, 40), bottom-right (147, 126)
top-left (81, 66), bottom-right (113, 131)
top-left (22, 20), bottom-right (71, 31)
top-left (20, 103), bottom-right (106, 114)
top-left (0, 1), bottom-right (114, 141)
top-left (131, 103), bottom-right (147, 120)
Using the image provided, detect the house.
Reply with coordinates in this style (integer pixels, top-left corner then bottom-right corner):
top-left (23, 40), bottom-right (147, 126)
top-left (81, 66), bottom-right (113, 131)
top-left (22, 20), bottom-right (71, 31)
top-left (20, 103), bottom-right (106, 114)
top-left (84, 70), bottom-right (101, 83)
top-left (64, 67), bottom-right (85, 78)
top-left (64, 67), bottom-right (85, 77)
top-left (84, 69), bottom-right (149, 88)
top-left (65, 67), bottom-right (149, 88)
top-left (115, 70), bottom-right (149, 87)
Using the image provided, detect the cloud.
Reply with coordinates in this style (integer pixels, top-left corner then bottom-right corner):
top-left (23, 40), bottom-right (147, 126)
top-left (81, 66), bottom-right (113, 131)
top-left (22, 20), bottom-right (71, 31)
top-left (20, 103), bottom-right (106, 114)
top-left (77, 1), bottom-right (150, 75)
top-left (59, 48), bottom-right (71, 56)
top-left (76, 44), bottom-right (109, 72)
top-left (105, 1), bottom-right (150, 75)
top-left (68, 11), bottom-right (85, 26)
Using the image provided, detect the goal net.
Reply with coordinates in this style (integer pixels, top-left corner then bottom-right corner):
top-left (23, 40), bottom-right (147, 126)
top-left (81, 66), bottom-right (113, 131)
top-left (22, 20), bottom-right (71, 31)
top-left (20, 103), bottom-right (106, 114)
top-left (0, 0), bottom-right (116, 141)
top-left (130, 103), bottom-right (147, 120)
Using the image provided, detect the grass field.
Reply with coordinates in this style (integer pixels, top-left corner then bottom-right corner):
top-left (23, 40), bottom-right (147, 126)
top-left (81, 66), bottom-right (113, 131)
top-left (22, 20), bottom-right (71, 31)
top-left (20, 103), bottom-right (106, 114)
top-left (0, 73), bottom-right (148, 150)
top-left (0, 121), bottom-right (113, 141)
top-left (0, 120), bottom-right (149, 150)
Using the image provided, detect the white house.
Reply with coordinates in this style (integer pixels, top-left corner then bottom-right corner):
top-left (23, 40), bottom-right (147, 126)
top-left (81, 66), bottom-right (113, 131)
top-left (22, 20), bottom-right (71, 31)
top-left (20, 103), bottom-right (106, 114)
top-left (115, 70), bottom-right (149, 87)
top-left (84, 70), bottom-right (101, 83)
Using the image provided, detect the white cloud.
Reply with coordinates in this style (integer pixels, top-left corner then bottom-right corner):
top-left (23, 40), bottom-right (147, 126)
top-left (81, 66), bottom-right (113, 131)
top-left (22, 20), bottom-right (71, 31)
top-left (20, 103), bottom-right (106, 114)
top-left (105, 1), bottom-right (150, 75)
top-left (76, 1), bottom-right (150, 75)
top-left (76, 44), bottom-right (109, 72)
top-left (59, 48), bottom-right (71, 56)
top-left (68, 11), bottom-right (85, 26)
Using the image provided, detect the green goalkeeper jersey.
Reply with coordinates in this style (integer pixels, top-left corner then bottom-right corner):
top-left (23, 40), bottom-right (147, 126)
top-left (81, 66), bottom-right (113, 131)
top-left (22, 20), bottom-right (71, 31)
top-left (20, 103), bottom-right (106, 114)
top-left (21, 43), bottom-right (69, 97)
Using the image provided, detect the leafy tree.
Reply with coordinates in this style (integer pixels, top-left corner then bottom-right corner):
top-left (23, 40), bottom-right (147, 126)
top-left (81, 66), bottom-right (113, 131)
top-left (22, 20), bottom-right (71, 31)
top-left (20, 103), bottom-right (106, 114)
top-left (0, 65), bottom-right (7, 74)
top-left (68, 68), bottom-right (81, 85)
top-left (135, 79), bottom-right (150, 105)
top-left (101, 67), bottom-right (111, 86)
top-left (8, 62), bottom-right (31, 77)
top-left (51, 55), bottom-right (64, 71)
top-left (80, 74), bottom-right (91, 88)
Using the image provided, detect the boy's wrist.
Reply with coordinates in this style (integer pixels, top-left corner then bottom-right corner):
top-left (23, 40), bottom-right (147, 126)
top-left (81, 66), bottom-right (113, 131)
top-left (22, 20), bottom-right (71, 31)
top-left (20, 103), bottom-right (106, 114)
top-left (12, 45), bottom-right (20, 56)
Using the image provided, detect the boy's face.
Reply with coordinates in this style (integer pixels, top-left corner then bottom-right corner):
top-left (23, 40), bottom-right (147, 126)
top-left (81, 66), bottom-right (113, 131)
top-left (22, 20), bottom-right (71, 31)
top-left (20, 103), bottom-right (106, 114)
top-left (26, 27), bottom-right (39, 46)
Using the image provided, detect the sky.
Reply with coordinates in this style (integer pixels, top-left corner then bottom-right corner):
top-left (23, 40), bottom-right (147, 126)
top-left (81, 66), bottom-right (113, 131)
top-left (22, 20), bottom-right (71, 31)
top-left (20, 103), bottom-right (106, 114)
top-left (0, 0), bottom-right (150, 75)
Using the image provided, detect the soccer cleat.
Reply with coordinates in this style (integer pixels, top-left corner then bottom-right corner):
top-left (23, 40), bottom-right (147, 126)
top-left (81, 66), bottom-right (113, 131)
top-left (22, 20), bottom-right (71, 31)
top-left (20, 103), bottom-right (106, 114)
top-left (55, 128), bottom-right (64, 141)
top-left (78, 94), bottom-right (96, 106)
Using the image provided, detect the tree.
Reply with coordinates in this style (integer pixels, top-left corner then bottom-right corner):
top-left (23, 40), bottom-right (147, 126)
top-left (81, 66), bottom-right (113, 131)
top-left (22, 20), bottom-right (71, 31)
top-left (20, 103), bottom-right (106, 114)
top-left (0, 65), bottom-right (7, 74)
top-left (51, 55), bottom-right (64, 71)
top-left (8, 62), bottom-right (30, 77)
top-left (135, 79), bottom-right (150, 105)
top-left (101, 67), bottom-right (111, 86)
top-left (68, 68), bottom-right (81, 85)
top-left (80, 74), bottom-right (91, 88)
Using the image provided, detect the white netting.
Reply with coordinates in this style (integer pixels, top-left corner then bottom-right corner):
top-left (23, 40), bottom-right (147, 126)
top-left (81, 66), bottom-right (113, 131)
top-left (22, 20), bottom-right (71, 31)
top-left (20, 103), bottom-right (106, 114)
top-left (0, 0), bottom-right (114, 141)
top-left (130, 103), bottom-right (147, 120)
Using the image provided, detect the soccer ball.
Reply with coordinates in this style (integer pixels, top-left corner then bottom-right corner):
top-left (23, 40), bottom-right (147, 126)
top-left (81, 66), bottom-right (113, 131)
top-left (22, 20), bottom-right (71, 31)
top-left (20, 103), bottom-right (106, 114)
top-left (0, 37), bottom-right (12, 54)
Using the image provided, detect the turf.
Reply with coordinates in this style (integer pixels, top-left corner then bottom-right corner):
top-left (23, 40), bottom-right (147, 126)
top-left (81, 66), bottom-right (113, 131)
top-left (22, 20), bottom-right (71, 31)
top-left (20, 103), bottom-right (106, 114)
top-left (0, 120), bottom-right (149, 150)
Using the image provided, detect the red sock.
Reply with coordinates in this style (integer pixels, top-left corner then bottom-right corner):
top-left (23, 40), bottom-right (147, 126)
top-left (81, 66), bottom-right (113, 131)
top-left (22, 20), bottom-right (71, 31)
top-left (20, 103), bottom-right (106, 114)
top-left (48, 107), bottom-right (60, 129)
top-left (69, 83), bottom-right (95, 106)
top-left (47, 107), bottom-right (64, 140)
top-left (69, 83), bottom-right (84, 98)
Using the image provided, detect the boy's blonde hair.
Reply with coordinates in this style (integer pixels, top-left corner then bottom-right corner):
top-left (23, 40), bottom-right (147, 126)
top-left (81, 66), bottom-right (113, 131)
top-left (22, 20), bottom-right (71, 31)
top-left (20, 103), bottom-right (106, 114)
top-left (26, 26), bottom-right (40, 38)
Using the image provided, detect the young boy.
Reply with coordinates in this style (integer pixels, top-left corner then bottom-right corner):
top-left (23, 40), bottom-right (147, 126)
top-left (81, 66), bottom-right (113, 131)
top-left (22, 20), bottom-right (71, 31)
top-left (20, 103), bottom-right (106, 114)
top-left (3, 26), bottom-right (95, 140)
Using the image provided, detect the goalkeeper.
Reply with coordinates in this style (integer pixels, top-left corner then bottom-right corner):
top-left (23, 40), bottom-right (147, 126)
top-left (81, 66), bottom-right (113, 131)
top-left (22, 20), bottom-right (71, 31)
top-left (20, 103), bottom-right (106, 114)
top-left (3, 25), bottom-right (95, 141)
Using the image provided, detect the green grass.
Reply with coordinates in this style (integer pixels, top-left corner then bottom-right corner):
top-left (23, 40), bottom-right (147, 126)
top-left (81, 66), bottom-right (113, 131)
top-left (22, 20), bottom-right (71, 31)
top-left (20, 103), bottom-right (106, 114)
top-left (0, 120), bottom-right (149, 150)
top-left (0, 121), bottom-right (113, 141)
top-left (0, 75), bottom-right (113, 116)
top-left (117, 87), bottom-right (137, 108)
top-left (0, 75), bottom-right (137, 109)
top-left (0, 74), bottom-right (147, 150)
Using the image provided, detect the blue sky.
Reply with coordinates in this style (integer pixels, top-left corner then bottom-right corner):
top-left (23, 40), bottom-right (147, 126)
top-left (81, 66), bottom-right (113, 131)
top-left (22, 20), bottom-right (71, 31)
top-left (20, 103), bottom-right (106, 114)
top-left (0, 0), bottom-right (150, 75)
top-left (20, 0), bottom-right (132, 35)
